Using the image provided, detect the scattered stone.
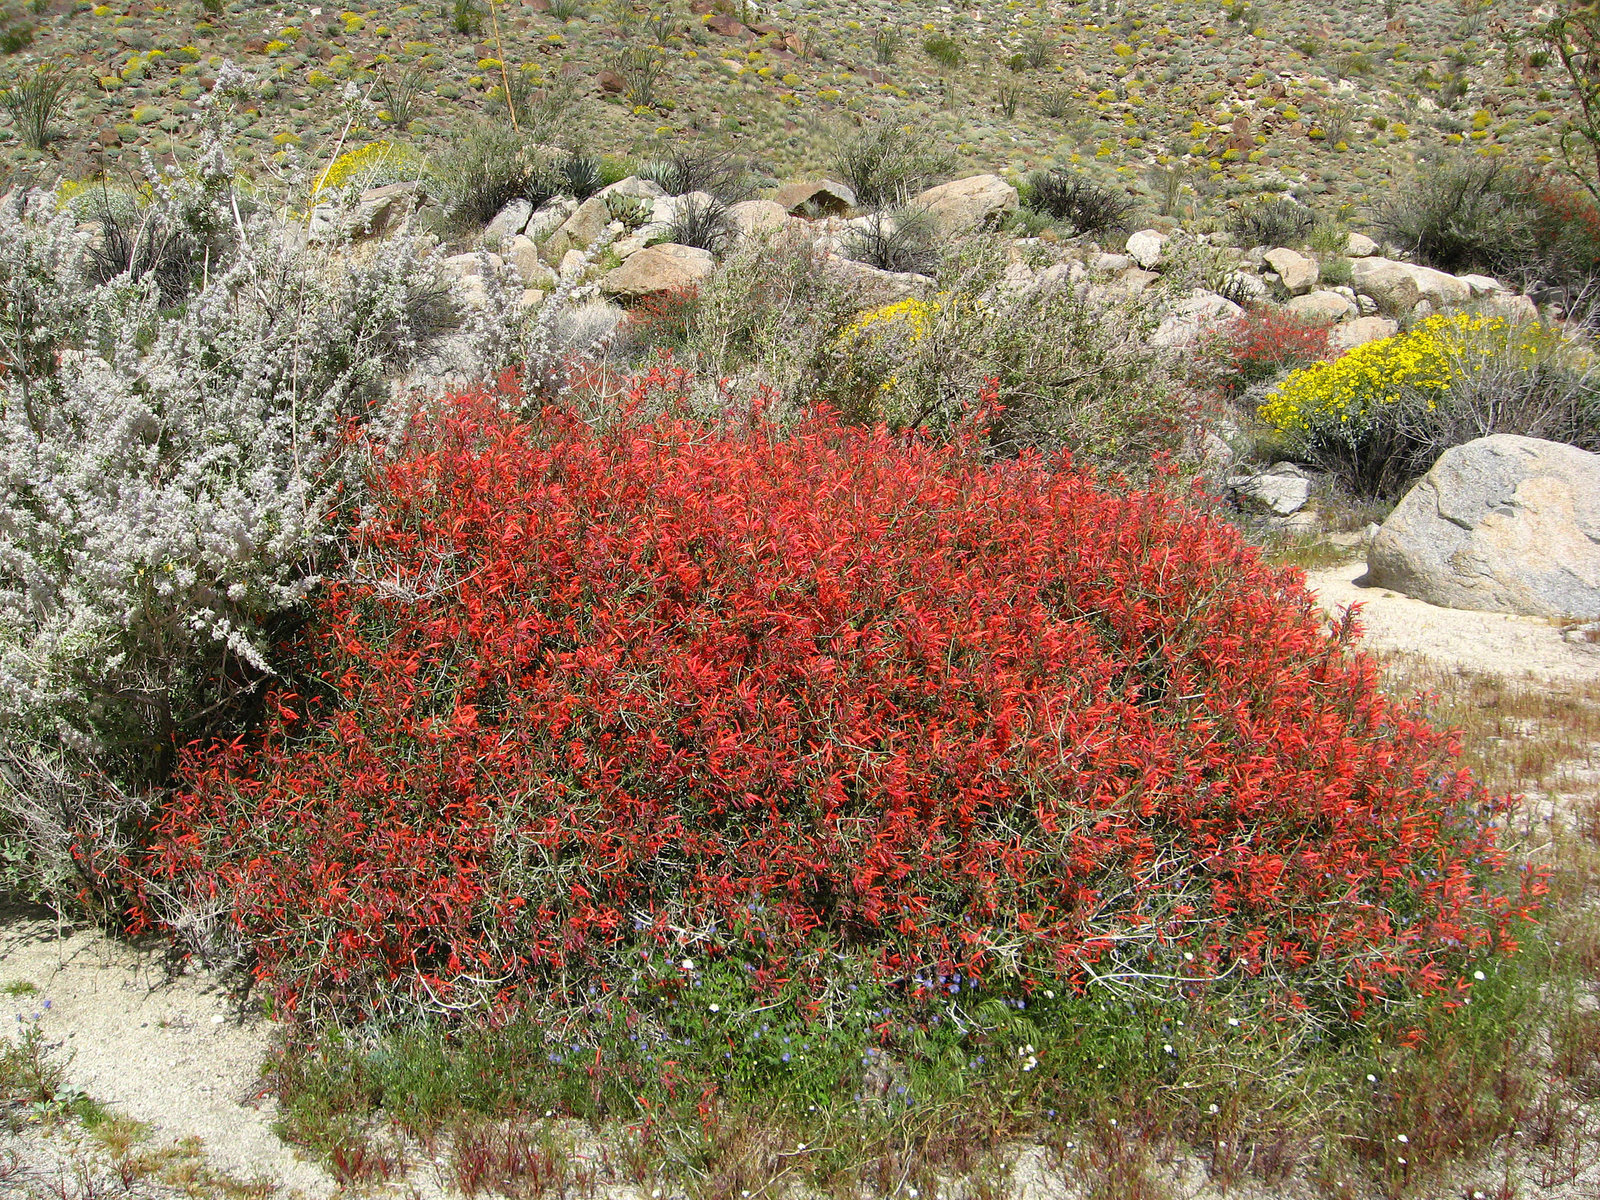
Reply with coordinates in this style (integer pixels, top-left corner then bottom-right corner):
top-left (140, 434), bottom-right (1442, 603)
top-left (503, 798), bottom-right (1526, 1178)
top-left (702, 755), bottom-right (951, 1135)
top-left (1227, 271), bottom-right (1268, 301)
top-left (1458, 273), bottom-right (1506, 297)
top-left (1286, 289), bottom-right (1356, 322)
top-left (911, 174), bottom-right (1019, 236)
top-left (1228, 462), bottom-right (1312, 516)
top-left (559, 248), bottom-right (588, 278)
top-left (1345, 232), bottom-right (1380, 257)
top-left (1125, 229), bottom-right (1169, 270)
top-left (504, 235), bottom-right (557, 289)
top-left (600, 242), bottom-right (716, 300)
top-left (1264, 247), bottom-right (1319, 295)
top-left (351, 182), bottom-right (423, 239)
top-left (1365, 434), bottom-right (1600, 619)
top-left (1092, 252), bottom-right (1132, 272)
top-left (613, 222), bottom-right (673, 259)
top-left (485, 197), bottom-right (533, 241)
top-left (597, 175), bottom-right (668, 204)
top-left (1406, 262), bottom-right (1473, 308)
top-left (1485, 292), bottom-right (1539, 322)
top-left (1326, 316), bottom-right (1398, 353)
top-left (442, 251), bottom-right (504, 280)
top-left (1115, 267), bottom-right (1161, 294)
top-left (1150, 288), bottom-right (1244, 348)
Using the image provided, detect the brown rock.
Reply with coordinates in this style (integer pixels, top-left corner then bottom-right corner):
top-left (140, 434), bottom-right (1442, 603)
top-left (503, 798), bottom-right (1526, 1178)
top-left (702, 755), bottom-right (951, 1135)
top-left (772, 179), bottom-right (857, 216)
top-left (911, 174), bottom-right (1019, 236)
top-left (706, 14), bottom-right (746, 36)
top-left (601, 243), bottom-right (716, 300)
top-left (597, 69), bottom-right (625, 94)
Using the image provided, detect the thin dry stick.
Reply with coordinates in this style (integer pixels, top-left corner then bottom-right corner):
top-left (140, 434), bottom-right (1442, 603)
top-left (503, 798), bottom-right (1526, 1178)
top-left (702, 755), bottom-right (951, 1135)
top-left (489, 0), bottom-right (518, 132)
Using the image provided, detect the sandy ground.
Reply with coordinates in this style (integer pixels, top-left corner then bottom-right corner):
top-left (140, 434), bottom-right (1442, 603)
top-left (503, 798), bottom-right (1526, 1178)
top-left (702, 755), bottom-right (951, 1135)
top-left (0, 555), bottom-right (1594, 1199)
top-left (0, 908), bottom-right (334, 1198)
top-left (1305, 558), bottom-right (1600, 683)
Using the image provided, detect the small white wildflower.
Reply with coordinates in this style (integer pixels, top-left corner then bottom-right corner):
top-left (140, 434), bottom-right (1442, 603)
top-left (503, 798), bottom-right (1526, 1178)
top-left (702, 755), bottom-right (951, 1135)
top-left (1473, 970), bottom-right (1486, 981)
top-left (681, 958), bottom-right (695, 971)
top-left (1044, 989), bottom-right (1055, 999)
top-left (709, 1003), bottom-right (719, 1013)
top-left (1397, 1157), bottom-right (1407, 1166)
top-left (1208, 1104), bottom-right (1219, 1114)
top-left (1367, 1074), bottom-right (1378, 1083)
top-left (1396, 1134), bottom-right (1408, 1144)
top-left (1227, 1017), bottom-right (1240, 1027)
top-left (1163, 1043), bottom-right (1174, 1053)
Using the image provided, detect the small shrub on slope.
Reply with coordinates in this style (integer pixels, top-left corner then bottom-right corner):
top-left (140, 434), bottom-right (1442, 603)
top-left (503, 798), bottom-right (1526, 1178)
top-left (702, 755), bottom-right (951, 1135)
top-left (1195, 308), bottom-right (1332, 396)
top-left (146, 371), bottom-right (1526, 1033)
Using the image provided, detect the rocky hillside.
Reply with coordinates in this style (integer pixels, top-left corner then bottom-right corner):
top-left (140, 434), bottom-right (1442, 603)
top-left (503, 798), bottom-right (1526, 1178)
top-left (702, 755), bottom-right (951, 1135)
top-left (0, 0), bottom-right (1575, 218)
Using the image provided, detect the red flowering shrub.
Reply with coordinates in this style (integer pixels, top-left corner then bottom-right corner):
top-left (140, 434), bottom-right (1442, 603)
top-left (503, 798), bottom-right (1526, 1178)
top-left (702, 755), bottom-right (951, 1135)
top-left (144, 371), bottom-right (1525, 1024)
top-left (1196, 308), bottom-right (1332, 395)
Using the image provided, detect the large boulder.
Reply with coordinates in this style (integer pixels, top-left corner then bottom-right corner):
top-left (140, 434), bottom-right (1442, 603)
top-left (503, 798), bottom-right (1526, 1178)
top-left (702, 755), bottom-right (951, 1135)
top-left (726, 198), bottom-right (793, 240)
top-left (1287, 289), bottom-right (1356, 322)
top-left (1326, 315), bottom-right (1398, 354)
top-left (1365, 435), bottom-right (1600, 619)
top-left (772, 179), bottom-right (857, 216)
top-left (1150, 288), bottom-right (1244, 349)
top-left (1264, 248), bottom-right (1319, 295)
top-left (1350, 258), bottom-right (1421, 315)
top-left (542, 195), bottom-right (610, 264)
top-left (599, 242), bottom-right (716, 300)
top-left (1351, 257), bottom-right (1473, 312)
top-left (912, 174), bottom-right (1019, 236)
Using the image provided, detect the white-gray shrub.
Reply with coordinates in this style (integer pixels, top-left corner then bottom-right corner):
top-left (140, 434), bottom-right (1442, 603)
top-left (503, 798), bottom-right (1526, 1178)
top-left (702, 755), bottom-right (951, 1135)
top-left (0, 126), bottom-right (474, 903)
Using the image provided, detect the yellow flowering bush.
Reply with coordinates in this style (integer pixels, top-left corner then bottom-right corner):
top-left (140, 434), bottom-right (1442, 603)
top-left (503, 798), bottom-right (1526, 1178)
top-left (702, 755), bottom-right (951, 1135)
top-left (1262, 313), bottom-right (1546, 434)
top-left (1262, 312), bottom-right (1595, 494)
top-left (312, 140), bottom-right (422, 195)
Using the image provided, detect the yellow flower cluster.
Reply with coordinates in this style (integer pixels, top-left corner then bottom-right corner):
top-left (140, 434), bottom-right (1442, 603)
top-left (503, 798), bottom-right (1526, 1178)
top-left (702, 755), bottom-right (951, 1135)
top-left (838, 297), bottom-right (945, 347)
top-left (1259, 312), bottom-right (1554, 435)
top-left (312, 141), bottom-right (419, 195)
